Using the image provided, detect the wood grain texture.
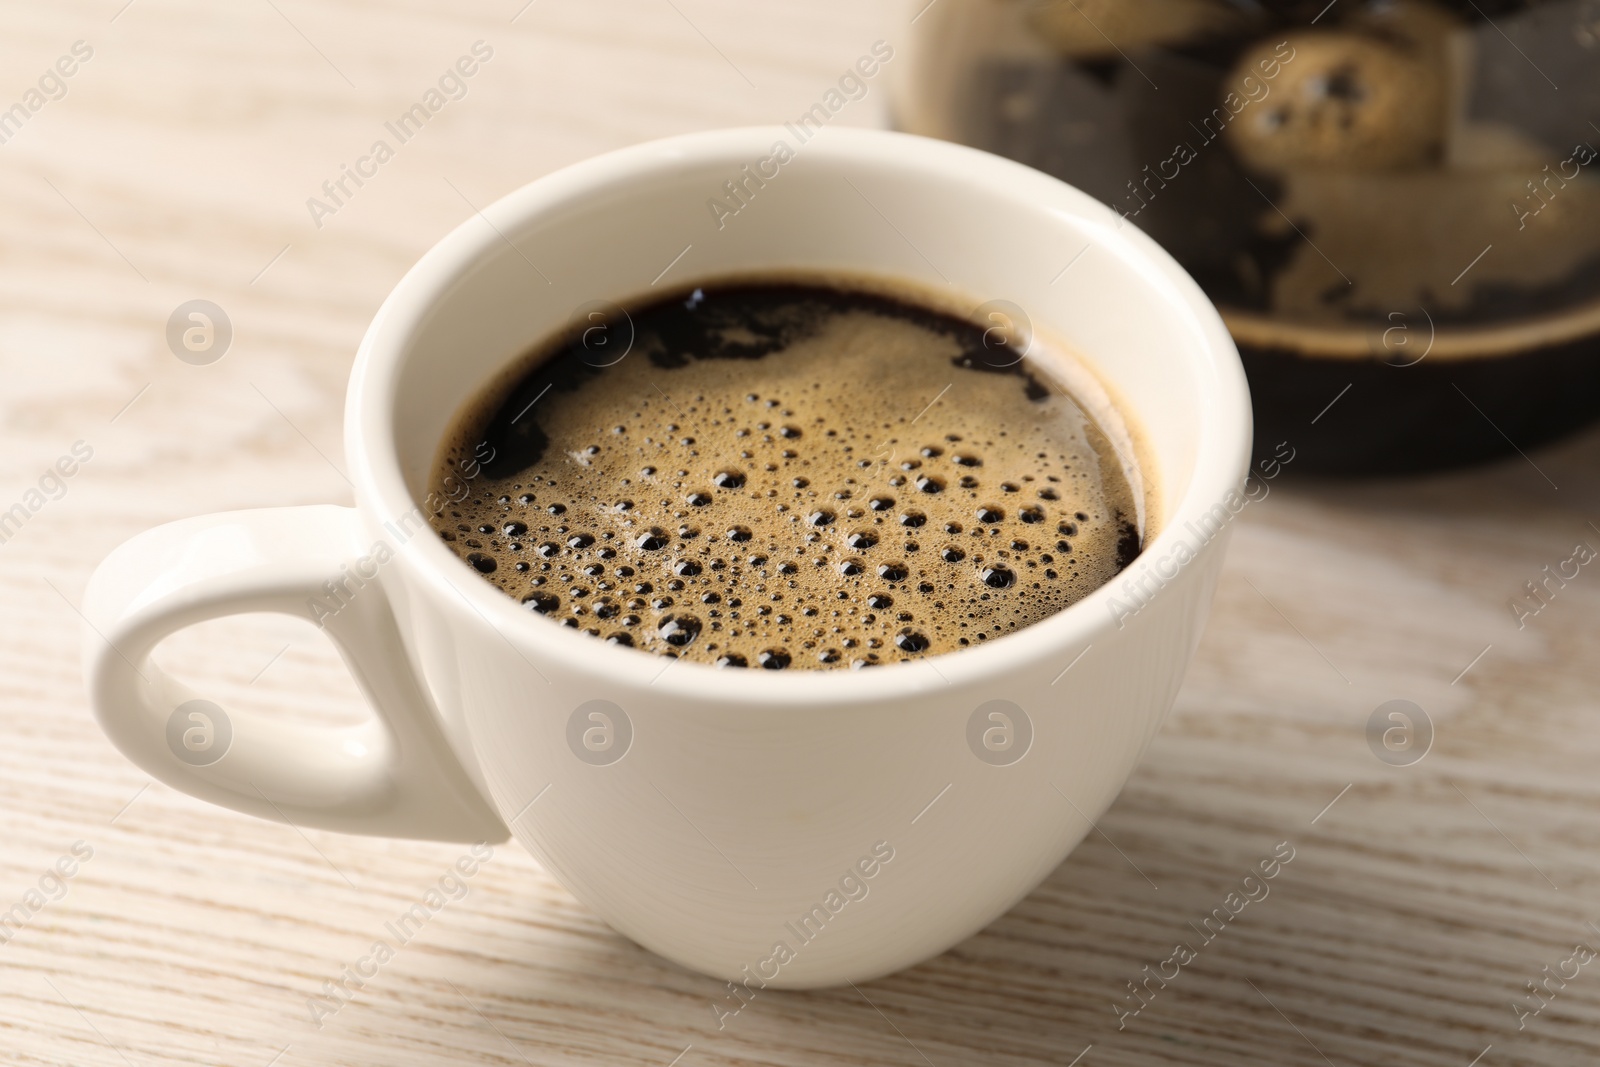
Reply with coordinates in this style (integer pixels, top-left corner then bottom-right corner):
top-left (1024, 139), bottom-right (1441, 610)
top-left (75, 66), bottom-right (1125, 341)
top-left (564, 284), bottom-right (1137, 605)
top-left (3, 2), bottom-right (1600, 1064)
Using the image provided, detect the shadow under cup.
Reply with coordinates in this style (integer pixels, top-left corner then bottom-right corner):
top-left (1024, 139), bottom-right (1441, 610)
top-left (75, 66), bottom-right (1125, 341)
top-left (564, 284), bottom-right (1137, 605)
top-left (354, 127), bottom-right (1250, 985)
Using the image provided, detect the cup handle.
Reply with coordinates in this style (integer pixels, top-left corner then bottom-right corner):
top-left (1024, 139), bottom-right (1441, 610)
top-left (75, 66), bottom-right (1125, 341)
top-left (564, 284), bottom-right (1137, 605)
top-left (82, 504), bottom-right (509, 843)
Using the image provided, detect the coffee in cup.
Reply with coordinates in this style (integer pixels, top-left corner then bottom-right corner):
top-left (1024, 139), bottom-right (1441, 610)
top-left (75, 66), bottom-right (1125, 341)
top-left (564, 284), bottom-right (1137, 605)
top-left (429, 276), bottom-right (1143, 669)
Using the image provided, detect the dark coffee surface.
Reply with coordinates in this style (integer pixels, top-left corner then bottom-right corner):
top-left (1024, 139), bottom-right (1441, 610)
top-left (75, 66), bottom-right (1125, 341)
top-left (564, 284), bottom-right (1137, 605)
top-left (950, 0), bottom-right (1600, 333)
top-left (429, 281), bottom-right (1141, 669)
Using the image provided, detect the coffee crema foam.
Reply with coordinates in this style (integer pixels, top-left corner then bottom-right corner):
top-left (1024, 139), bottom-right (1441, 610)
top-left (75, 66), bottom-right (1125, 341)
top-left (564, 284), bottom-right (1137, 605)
top-left (430, 281), bottom-right (1142, 669)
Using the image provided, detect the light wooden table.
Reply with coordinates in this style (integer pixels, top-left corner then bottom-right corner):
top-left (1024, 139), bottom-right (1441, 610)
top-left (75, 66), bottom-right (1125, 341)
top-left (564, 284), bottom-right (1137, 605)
top-left (5, 2), bottom-right (1600, 1064)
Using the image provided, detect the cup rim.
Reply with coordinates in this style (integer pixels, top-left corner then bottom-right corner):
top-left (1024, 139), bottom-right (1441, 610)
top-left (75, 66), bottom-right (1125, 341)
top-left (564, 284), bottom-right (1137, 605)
top-left (347, 126), bottom-right (1251, 705)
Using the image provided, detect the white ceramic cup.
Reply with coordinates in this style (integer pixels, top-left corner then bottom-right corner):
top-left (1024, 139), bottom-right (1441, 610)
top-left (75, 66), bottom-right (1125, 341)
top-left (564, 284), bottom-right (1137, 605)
top-left (84, 126), bottom-right (1249, 988)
